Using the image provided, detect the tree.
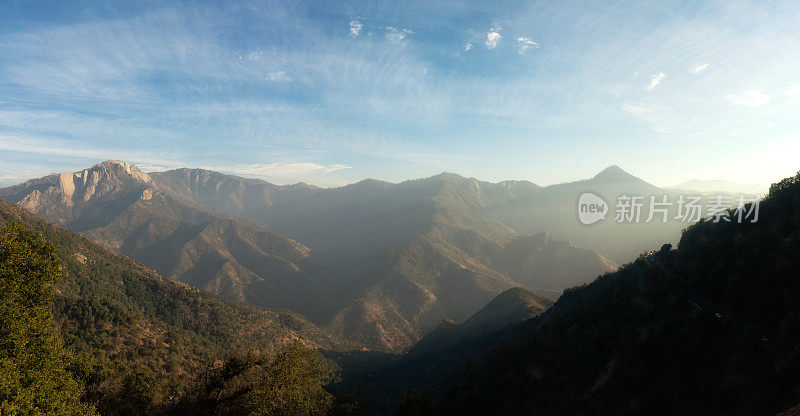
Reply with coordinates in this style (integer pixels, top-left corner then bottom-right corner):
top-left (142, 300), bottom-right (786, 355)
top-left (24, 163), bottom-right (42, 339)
top-left (177, 342), bottom-right (338, 415)
top-left (246, 343), bottom-right (335, 416)
top-left (0, 224), bottom-right (96, 415)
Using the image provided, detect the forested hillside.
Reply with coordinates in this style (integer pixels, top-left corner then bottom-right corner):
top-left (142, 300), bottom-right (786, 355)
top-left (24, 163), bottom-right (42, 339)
top-left (441, 171), bottom-right (800, 415)
top-left (0, 199), bottom-right (354, 403)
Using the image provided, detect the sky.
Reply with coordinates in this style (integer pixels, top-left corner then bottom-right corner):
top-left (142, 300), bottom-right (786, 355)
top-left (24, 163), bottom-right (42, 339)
top-left (1, 0), bottom-right (799, 188)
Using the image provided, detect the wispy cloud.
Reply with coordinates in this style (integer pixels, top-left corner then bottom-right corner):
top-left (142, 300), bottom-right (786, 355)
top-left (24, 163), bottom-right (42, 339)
top-left (645, 72), bottom-right (667, 90)
top-left (0, 133), bottom-right (188, 170)
top-left (622, 104), bottom-right (669, 133)
top-left (349, 19), bottom-right (362, 37)
top-left (0, 133), bottom-right (122, 160)
top-left (690, 62), bottom-right (709, 74)
top-left (786, 83), bottom-right (800, 96)
top-left (727, 90), bottom-right (771, 106)
top-left (231, 162), bottom-right (352, 177)
top-left (246, 51), bottom-right (263, 61)
top-left (485, 28), bottom-right (501, 49)
top-left (464, 42), bottom-right (473, 52)
top-left (385, 27), bottom-right (412, 43)
top-left (516, 37), bottom-right (539, 55)
top-left (266, 71), bottom-right (291, 82)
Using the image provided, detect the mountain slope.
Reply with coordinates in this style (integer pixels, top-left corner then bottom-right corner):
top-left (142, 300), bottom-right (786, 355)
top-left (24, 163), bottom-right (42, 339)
top-left (0, 161), bottom-right (325, 318)
top-left (332, 287), bottom-right (553, 414)
top-left (441, 171), bottom-right (800, 415)
top-left (409, 287), bottom-right (553, 356)
top-left (492, 231), bottom-right (617, 291)
top-left (0, 199), bottom-right (354, 391)
top-left (325, 234), bottom-right (519, 351)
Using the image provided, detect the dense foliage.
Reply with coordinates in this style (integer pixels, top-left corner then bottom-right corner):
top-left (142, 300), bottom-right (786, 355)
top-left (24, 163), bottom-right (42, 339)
top-left (0, 224), bottom-right (96, 415)
top-left (174, 343), bottom-right (361, 416)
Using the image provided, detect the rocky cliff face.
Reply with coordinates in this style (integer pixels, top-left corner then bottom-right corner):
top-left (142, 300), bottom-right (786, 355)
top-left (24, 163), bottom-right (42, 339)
top-left (2, 160), bottom-right (153, 227)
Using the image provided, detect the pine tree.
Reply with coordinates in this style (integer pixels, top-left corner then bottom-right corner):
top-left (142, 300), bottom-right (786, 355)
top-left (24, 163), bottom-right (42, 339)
top-left (0, 224), bottom-right (96, 415)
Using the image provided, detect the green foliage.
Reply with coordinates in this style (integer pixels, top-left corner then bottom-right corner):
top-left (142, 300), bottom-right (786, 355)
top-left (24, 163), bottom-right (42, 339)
top-left (68, 353), bottom-right (164, 416)
top-left (0, 199), bottom-right (354, 412)
top-left (0, 224), bottom-right (96, 415)
top-left (176, 342), bottom-right (340, 416)
top-left (768, 170), bottom-right (800, 199)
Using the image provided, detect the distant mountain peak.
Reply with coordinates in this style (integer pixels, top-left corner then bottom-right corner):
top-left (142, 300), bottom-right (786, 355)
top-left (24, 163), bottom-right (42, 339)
top-left (87, 160), bottom-right (151, 183)
top-left (345, 178), bottom-right (391, 189)
top-left (94, 159), bottom-right (131, 169)
top-left (592, 165), bottom-right (639, 183)
top-left (429, 172), bottom-right (467, 183)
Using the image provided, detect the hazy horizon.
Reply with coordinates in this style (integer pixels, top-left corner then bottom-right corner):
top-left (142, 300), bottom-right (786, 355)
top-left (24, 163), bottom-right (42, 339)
top-left (0, 159), bottom-right (773, 195)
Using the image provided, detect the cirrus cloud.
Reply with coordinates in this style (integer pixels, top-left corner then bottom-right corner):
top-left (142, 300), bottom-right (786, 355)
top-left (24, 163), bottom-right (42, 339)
top-left (645, 72), bottom-right (667, 90)
top-left (266, 71), bottom-right (290, 82)
top-left (727, 90), bottom-right (771, 106)
top-left (231, 162), bottom-right (352, 177)
top-left (786, 83), bottom-right (800, 96)
top-left (690, 62), bottom-right (709, 74)
top-left (516, 37), bottom-right (539, 55)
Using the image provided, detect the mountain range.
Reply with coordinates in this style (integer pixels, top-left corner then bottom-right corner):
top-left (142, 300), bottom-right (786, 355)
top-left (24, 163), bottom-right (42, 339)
top-left (1, 161), bottom-right (702, 352)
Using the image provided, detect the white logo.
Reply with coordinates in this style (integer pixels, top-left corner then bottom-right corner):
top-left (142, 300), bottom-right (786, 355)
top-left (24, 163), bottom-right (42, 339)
top-left (578, 192), bottom-right (608, 225)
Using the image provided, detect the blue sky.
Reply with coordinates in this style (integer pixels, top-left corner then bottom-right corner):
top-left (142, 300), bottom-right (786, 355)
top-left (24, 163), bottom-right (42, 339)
top-left (1, 0), bottom-right (799, 188)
